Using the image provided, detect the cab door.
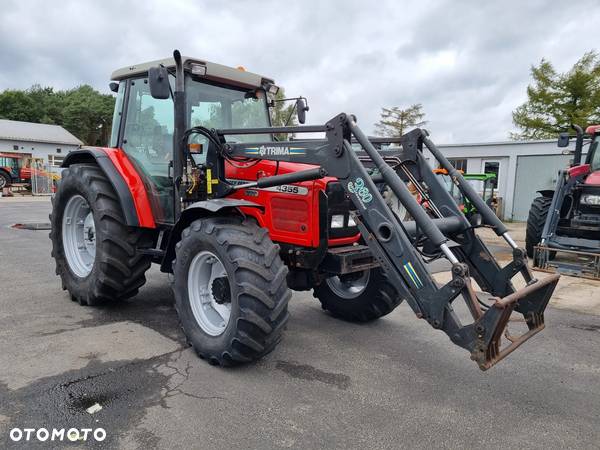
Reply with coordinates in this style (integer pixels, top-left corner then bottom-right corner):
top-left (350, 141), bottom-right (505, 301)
top-left (117, 77), bottom-right (175, 224)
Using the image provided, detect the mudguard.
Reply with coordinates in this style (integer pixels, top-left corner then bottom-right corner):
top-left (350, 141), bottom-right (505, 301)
top-left (537, 189), bottom-right (555, 198)
top-left (62, 148), bottom-right (156, 228)
top-left (160, 199), bottom-right (264, 272)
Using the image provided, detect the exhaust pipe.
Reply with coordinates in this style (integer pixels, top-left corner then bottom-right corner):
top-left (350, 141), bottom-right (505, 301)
top-left (172, 50), bottom-right (185, 218)
top-left (572, 124), bottom-right (584, 167)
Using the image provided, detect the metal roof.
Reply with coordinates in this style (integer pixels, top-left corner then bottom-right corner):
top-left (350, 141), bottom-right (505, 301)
top-left (437, 139), bottom-right (559, 148)
top-left (111, 56), bottom-right (275, 89)
top-left (0, 119), bottom-right (83, 146)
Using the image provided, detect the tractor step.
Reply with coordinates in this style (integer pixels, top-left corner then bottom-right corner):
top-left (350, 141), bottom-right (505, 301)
top-left (320, 244), bottom-right (380, 275)
top-left (470, 273), bottom-right (560, 370)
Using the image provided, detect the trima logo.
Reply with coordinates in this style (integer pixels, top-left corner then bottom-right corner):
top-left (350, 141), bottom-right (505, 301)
top-left (9, 427), bottom-right (106, 442)
top-left (245, 145), bottom-right (306, 157)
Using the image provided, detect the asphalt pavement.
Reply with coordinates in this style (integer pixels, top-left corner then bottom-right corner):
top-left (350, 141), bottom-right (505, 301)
top-left (1, 199), bottom-right (599, 449)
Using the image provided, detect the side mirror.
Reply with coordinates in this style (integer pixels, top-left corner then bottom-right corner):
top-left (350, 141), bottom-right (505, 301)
top-left (557, 132), bottom-right (570, 148)
top-left (148, 66), bottom-right (170, 99)
top-left (469, 212), bottom-right (483, 227)
top-left (109, 82), bottom-right (119, 93)
top-left (296, 97), bottom-right (309, 124)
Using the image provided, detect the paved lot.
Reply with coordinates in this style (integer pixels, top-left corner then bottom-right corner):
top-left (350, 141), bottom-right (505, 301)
top-left (1, 199), bottom-right (599, 449)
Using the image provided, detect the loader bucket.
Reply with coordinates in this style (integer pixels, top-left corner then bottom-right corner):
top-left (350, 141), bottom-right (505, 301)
top-left (470, 273), bottom-right (560, 370)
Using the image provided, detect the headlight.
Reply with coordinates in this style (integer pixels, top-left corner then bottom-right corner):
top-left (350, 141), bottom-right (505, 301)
top-left (347, 215), bottom-right (356, 227)
top-left (581, 194), bottom-right (600, 205)
top-left (331, 214), bottom-right (345, 228)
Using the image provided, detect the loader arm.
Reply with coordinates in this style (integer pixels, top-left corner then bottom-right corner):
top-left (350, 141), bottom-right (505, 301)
top-left (193, 113), bottom-right (558, 370)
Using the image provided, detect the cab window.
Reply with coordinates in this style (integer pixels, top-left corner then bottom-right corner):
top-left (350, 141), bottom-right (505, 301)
top-left (121, 77), bottom-right (175, 223)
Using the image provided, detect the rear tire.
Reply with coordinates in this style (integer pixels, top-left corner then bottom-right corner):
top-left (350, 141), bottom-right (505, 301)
top-left (172, 217), bottom-right (290, 366)
top-left (50, 164), bottom-right (153, 305)
top-left (0, 171), bottom-right (11, 188)
top-left (313, 267), bottom-right (402, 322)
top-left (526, 196), bottom-right (552, 258)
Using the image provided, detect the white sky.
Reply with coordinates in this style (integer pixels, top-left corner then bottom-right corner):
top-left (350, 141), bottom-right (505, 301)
top-left (1, 0), bottom-right (599, 143)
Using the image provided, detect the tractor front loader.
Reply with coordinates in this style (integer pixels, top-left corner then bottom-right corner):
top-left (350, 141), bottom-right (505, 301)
top-left (50, 51), bottom-right (558, 370)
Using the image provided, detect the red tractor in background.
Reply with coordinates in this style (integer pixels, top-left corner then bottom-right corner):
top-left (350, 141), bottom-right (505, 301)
top-left (526, 125), bottom-right (600, 279)
top-left (0, 152), bottom-right (32, 188)
top-left (50, 51), bottom-right (558, 370)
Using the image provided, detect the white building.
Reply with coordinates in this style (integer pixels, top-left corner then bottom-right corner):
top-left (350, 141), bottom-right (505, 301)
top-left (0, 119), bottom-right (82, 167)
top-left (423, 139), bottom-right (584, 221)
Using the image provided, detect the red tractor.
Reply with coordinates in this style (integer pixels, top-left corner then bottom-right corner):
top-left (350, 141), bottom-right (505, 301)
top-left (50, 51), bottom-right (558, 370)
top-left (0, 152), bottom-right (31, 188)
top-left (527, 125), bottom-right (600, 278)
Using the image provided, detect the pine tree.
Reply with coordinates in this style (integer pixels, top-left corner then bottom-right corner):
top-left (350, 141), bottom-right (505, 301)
top-left (374, 104), bottom-right (427, 137)
top-left (512, 51), bottom-right (600, 139)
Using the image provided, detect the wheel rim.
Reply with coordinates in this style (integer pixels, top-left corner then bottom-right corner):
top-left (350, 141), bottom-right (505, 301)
top-left (187, 251), bottom-right (232, 336)
top-left (62, 195), bottom-right (96, 277)
top-left (325, 270), bottom-right (370, 299)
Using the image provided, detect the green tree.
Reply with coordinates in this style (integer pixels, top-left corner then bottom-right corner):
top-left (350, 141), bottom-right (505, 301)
top-left (269, 88), bottom-right (297, 140)
top-left (27, 85), bottom-right (61, 124)
top-left (512, 51), bottom-right (600, 139)
top-left (0, 84), bottom-right (115, 146)
top-left (0, 90), bottom-right (38, 122)
top-left (374, 104), bottom-right (427, 137)
top-left (61, 85), bottom-right (114, 146)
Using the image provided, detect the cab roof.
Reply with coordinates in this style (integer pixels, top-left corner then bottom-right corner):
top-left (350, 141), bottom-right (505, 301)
top-left (110, 56), bottom-right (275, 90)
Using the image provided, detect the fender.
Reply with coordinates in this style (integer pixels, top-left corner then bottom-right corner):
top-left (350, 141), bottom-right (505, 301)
top-left (62, 148), bottom-right (156, 228)
top-left (160, 198), bottom-right (264, 272)
top-left (537, 189), bottom-right (554, 198)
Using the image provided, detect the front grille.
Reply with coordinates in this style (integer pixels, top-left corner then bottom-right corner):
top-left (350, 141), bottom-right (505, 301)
top-left (325, 181), bottom-right (359, 239)
top-left (578, 186), bottom-right (600, 215)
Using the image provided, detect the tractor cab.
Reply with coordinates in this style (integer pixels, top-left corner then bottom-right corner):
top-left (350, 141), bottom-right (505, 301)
top-left (433, 168), bottom-right (497, 216)
top-left (0, 152), bottom-right (31, 188)
top-left (464, 173), bottom-right (497, 212)
top-left (0, 153), bottom-right (20, 180)
top-left (557, 124), bottom-right (600, 176)
top-left (583, 125), bottom-right (600, 185)
top-left (109, 56), bottom-right (285, 223)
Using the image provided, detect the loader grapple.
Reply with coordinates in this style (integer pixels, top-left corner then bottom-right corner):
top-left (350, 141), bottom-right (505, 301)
top-left (468, 273), bottom-right (558, 370)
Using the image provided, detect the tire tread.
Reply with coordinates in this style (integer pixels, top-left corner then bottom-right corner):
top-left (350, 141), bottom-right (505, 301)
top-left (173, 217), bottom-right (290, 366)
top-left (49, 164), bottom-right (153, 306)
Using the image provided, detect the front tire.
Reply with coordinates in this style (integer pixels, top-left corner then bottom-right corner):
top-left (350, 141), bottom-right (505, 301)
top-left (526, 196), bottom-right (552, 258)
top-left (313, 267), bottom-right (402, 322)
top-left (50, 164), bottom-right (153, 305)
top-left (172, 217), bottom-right (290, 366)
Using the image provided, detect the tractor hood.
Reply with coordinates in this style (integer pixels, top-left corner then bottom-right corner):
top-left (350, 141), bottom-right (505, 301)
top-left (585, 169), bottom-right (600, 186)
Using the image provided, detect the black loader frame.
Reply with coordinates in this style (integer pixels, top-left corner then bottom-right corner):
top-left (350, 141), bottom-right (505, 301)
top-left (177, 111), bottom-right (558, 370)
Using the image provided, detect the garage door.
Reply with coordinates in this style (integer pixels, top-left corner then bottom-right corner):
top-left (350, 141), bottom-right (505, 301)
top-left (511, 154), bottom-right (575, 221)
